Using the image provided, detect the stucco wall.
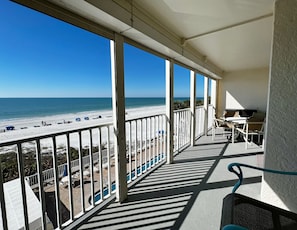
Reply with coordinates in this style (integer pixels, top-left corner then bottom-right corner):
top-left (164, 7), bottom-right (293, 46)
top-left (217, 67), bottom-right (269, 116)
top-left (261, 0), bottom-right (297, 212)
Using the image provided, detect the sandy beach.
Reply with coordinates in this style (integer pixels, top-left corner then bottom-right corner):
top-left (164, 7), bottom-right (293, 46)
top-left (0, 105), bottom-right (166, 146)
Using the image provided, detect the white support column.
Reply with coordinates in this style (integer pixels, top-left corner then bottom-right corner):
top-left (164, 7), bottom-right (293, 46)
top-left (210, 79), bottom-right (217, 135)
top-left (210, 79), bottom-right (217, 109)
top-left (110, 33), bottom-right (127, 202)
top-left (166, 59), bottom-right (174, 164)
top-left (190, 70), bottom-right (196, 146)
top-left (203, 76), bottom-right (209, 135)
top-left (261, 0), bottom-right (297, 213)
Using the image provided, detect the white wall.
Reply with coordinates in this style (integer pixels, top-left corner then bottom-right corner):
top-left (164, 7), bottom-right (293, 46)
top-left (262, 0), bottom-right (297, 213)
top-left (217, 67), bottom-right (269, 116)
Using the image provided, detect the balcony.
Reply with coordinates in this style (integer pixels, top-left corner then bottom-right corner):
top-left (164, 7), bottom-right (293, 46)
top-left (73, 132), bottom-right (263, 230)
top-left (3, 0), bottom-right (297, 229)
top-left (0, 106), bottom-right (265, 229)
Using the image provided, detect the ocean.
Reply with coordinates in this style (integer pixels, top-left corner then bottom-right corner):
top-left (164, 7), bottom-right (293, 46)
top-left (0, 97), bottom-right (199, 121)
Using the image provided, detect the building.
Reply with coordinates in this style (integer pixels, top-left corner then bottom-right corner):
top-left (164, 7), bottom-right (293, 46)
top-left (1, 178), bottom-right (53, 229)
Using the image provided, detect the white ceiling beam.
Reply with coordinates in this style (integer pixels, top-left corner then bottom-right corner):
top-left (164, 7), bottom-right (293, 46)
top-left (182, 13), bottom-right (273, 45)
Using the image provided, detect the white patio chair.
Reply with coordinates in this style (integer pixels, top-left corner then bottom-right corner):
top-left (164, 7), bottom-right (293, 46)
top-left (236, 112), bottom-right (266, 149)
top-left (212, 111), bottom-right (233, 140)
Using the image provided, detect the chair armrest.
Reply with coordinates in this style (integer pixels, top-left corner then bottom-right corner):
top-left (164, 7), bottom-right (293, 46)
top-left (214, 118), bottom-right (225, 122)
top-left (222, 224), bottom-right (248, 230)
top-left (227, 163), bottom-right (297, 193)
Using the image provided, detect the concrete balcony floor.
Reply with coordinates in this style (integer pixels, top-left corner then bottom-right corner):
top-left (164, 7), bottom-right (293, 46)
top-left (75, 131), bottom-right (264, 230)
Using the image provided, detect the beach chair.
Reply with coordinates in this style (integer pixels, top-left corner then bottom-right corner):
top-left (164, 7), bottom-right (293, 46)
top-left (221, 163), bottom-right (297, 230)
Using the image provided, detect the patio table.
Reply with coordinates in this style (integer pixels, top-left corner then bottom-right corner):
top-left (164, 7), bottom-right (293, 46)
top-left (224, 117), bottom-right (247, 143)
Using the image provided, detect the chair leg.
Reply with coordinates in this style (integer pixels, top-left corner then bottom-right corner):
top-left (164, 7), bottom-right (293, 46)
top-left (232, 126), bottom-right (235, 143)
top-left (245, 132), bottom-right (248, 149)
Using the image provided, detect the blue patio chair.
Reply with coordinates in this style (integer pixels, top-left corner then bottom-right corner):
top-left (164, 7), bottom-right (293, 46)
top-left (221, 163), bottom-right (297, 230)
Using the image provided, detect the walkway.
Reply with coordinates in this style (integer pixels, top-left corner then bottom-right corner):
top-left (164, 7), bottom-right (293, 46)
top-left (74, 132), bottom-right (264, 230)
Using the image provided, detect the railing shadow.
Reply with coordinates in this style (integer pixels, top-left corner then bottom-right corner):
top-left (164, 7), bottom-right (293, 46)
top-left (76, 138), bottom-right (263, 230)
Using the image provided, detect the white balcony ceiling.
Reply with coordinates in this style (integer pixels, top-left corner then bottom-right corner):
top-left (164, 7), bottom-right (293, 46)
top-left (20, 0), bottom-right (274, 79)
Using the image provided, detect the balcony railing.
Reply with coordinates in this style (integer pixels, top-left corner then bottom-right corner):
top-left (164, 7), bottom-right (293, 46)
top-left (174, 108), bottom-right (191, 152)
top-left (0, 105), bottom-right (213, 229)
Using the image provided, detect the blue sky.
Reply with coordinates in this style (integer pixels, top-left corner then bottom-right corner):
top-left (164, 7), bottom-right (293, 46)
top-left (0, 1), bottom-right (205, 98)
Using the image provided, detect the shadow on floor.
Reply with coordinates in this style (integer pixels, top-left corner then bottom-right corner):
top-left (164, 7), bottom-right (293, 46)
top-left (76, 137), bottom-right (263, 230)
top-left (35, 191), bottom-right (70, 228)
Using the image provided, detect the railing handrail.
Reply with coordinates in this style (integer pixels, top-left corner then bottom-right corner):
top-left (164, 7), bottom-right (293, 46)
top-left (173, 105), bottom-right (204, 112)
top-left (126, 113), bottom-right (166, 122)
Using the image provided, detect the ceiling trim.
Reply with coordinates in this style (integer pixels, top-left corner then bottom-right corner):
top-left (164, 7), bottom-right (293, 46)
top-left (182, 13), bottom-right (273, 45)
